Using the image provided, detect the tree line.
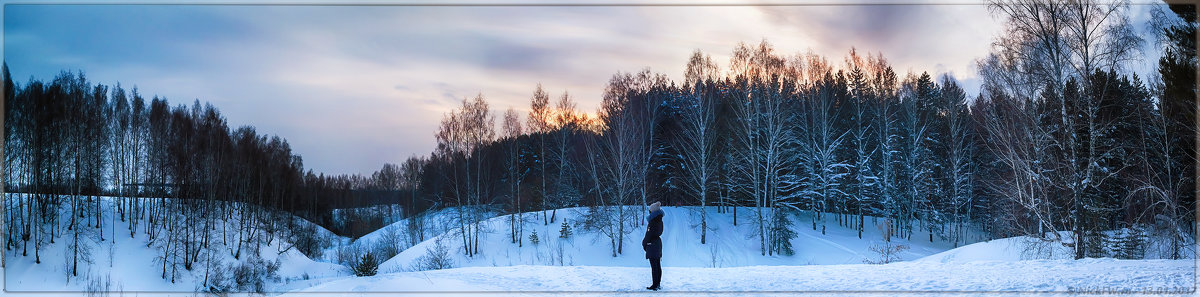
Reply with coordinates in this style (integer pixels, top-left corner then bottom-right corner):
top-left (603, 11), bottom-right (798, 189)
top-left (0, 65), bottom-right (431, 284)
top-left (403, 1), bottom-right (1195, 259)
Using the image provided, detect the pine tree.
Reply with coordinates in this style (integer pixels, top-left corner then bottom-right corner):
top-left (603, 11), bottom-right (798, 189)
top-left (353, 252), bottom-right (378, 277)
top-left (769, 210), bottom-right (796, 256)
top-left (559, 221), bottom-right (572, 239)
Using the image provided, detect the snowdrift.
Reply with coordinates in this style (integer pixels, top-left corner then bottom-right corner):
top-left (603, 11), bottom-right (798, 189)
top-left (917, 229), bottom-right (1197, 263)
top-left (287, 259), bottom-right (1195, 293)
top-left (915, 232), bottom-right (1075, 263)
top-left (289, 222), bottom-right (1194, 293)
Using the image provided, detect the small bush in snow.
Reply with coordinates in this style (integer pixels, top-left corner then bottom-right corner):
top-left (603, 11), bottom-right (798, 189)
top-left (1148, 215), bottom-right (1196, 259)
top-left (231, 254), bottom-right (277, 293)
top-left (85, 273), bottom-right (113, 297)
top-left (205, 265), bottom-right (233, 297)
top-left (375, 224), bottom-right (405, 260)
top-left (292, 222), bottom-right (331, 259)
top-left (410, 239), bottom-right (454, 271)
top-left (231, 260), bottom-right (259, 293)
top-left (529, 230), bottom-right (539, 245)
top-left (406, 213), bottom-right (427, 247)
top-left (865, 219), bottom-right (909, 264)
top-left (352, 252), bottom-right (379, 277)
top-left (551, 238), bottom-right (571, 266)
top-left (267, 258), bottom-right (281, 281)
top-left (335, 244), bottom-right (363, 266)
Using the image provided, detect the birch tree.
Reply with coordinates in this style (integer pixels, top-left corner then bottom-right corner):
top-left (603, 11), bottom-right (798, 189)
top-left (527, 84), bottom-right (552, 224)
top-left (678, 76), bottom-right (720, 244)
top-left (804, 63), bottom-right (850, 235)
top-left (435, 94), bottom-right (494, 257)
top-left (502, 108), bottom-right (527, 245)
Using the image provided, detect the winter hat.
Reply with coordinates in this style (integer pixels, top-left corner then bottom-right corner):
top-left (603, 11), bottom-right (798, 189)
top-left (649, 201), bottom-right (661, 213)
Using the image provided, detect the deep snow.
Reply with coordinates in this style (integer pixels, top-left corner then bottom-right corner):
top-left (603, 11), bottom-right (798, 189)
top-left (916, 232), bottom-right (1075, 263)
top-left (286, 259), bottom-right (1195, 294)
top-left (4, 199), bottom-right (1194, 296)
top-left (288, 210), bottom-right (1194, 294)
top-left (3, 196), bottom-right (346, 293)
top-left (378, 206), bottom-right (976, 273)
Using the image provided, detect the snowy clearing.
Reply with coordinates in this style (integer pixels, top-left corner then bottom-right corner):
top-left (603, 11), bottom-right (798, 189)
top-left (287, 259), bottom-right (1194, 294)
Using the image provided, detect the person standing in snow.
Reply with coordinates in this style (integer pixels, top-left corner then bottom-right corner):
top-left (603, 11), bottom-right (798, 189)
top-left (642, 201), bottom-right (664, 291)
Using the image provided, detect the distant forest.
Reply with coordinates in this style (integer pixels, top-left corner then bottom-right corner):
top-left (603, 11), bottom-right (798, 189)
top-left (4, 1), bottom-right (1195, 269)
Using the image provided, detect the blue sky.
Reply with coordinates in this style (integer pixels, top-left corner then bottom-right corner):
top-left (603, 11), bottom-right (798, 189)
top-left (2, 1), bottom-right (1165, 175)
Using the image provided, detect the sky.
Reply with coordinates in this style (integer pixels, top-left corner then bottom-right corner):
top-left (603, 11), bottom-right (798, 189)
top-left (1, 0), bottom-right (1167, 176)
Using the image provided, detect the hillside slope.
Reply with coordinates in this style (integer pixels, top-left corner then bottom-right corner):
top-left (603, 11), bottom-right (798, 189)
top-left (377, 206), bottom-right (981, 273)
top-left (4, 196), bottom-right (346, 293)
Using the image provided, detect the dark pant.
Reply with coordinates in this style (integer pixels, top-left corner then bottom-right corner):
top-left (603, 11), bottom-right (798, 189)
top-left (648, 257), bottom-right (661, 288)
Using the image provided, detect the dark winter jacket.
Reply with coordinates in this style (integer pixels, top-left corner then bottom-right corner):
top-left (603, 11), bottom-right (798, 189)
top-left (643, 209), bottom-right (664, 259)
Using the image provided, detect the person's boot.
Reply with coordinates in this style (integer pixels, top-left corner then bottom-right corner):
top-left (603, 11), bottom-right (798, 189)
top-left (646, 286), bottom-right (659, 291)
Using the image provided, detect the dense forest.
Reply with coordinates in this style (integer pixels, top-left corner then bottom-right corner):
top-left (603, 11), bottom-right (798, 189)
top-left (3, 1), bottom-right (1195, 282)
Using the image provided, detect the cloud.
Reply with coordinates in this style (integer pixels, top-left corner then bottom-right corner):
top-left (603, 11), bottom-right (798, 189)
top-left (4, 3), bottom-right (1063, 175)
top-left (755, 5), bottom-right (1001, 87)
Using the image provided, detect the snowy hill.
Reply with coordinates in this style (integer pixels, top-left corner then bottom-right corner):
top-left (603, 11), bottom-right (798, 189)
top-left (917, 229), bottom-right (1197, 264)
top-left (4, 196), bottom-right (346, 294)
top-left (354, 206), bottom-right (491, 249)
top-left (376, 206), bottom-right (982, 273)
top-left (317, 206), bottom-right (482, 262)
top-left (915, 232), bottom-right (1076, 263)
top-left (284, 208), bottom-right (1193, 294)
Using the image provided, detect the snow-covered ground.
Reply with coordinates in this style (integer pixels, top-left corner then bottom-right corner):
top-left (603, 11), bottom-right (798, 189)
top-left (3, 196), bottom-right (346, 294)
top-left (287, 259), bottom-right (1194, 294)
top-left (4, 200), bottom-right (1195, 296)
top-left (4, 257), bottom-right (1194, 296)
top-left (917, 232), bottom-right (1075, 263)
top-left (285, 215), bottom-right (1194, 295)
top-left (378, 206), bottom-right (972, 273)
